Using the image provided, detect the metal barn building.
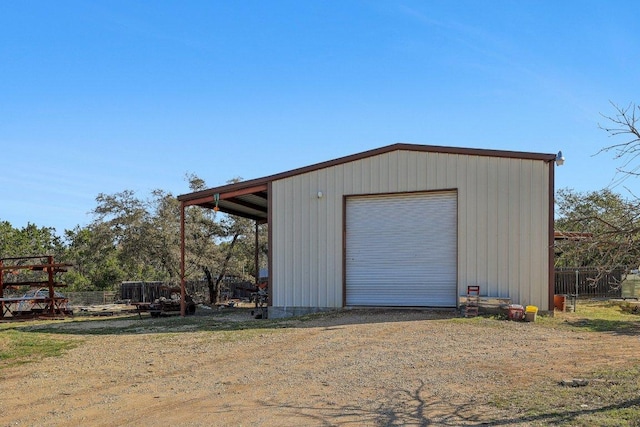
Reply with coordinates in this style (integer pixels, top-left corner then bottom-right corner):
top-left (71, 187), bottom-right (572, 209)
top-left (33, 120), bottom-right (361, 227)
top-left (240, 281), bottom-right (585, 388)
top-left (178, 144), bottom-right (558, 318)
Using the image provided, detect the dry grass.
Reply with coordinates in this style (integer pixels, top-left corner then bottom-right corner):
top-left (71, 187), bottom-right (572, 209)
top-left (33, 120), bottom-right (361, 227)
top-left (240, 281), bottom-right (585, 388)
top-left (1, 301), bottom-right (639, 426)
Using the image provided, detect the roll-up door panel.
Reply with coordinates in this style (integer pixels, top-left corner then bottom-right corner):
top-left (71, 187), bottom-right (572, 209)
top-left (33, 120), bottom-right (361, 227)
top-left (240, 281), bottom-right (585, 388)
top-left (345, 191), bottom-right (457, 306)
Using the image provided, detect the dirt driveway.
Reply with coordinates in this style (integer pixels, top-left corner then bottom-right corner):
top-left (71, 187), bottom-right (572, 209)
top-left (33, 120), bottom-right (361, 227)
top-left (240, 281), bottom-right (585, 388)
top-left (2, 308), bottom-right (640, 426)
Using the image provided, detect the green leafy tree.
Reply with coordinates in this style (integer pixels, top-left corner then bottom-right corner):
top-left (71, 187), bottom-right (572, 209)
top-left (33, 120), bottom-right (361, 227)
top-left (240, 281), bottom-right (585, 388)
top-left (84, 175), bottom-right (227, 291)
top-left (61, 227), bottom-right (95, 291)
top-left (0, 222), bottom-right (64, 259)
top-left (0, 221), bottom-right (17, 257)
top-left (0, 221), bottom-right (68, 291)
top-left (145, 190), bottom-right (181, 281)
top-left (92, 190), bottom-right (152, 279)
top-left (61, 225), bottom-right (125, 291)
top-left (1, 173), bottom-right (265, 296)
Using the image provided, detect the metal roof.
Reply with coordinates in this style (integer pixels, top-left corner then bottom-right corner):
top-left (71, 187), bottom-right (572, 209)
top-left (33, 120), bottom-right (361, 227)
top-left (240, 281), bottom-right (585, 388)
top-left (177, 143), bottom-right (557, 221)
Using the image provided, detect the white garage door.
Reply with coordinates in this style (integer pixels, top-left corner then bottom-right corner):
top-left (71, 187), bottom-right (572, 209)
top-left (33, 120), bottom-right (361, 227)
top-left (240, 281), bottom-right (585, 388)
top-left (345, 191), bottom-right (457, 307)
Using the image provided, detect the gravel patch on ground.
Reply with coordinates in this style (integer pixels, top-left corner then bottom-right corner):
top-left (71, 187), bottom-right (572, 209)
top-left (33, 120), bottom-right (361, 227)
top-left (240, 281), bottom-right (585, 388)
top-left (2, 309), bottom-right (639, 426)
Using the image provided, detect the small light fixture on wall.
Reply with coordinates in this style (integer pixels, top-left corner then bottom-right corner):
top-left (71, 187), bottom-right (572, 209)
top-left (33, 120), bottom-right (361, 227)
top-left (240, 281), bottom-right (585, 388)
top-left (555, 151), bottom-right (565, 166)
top-left (317, 191), bottom-right (323, 199)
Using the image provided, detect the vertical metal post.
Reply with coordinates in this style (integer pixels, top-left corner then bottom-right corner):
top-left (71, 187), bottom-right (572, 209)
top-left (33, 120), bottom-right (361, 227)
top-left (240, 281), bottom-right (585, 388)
top-left (254, 221), bottom-right (260, 285)
top-left (574, 269), bottom-right (579, 312)
top-left (180, 202), bottom-right (186, 317)
top-left (0, 259), bottom-right (4, 317)
top-left (47, 255), bottom-right (55, 315)
top-left (548, 159), bottom-right (555, 312)
top-left (0, 259), bottom-right (4, 298)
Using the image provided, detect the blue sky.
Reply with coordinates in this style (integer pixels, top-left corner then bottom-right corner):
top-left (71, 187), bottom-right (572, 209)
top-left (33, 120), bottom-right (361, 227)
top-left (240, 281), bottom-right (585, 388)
top-left (2, 0), bottom-right (639, 233)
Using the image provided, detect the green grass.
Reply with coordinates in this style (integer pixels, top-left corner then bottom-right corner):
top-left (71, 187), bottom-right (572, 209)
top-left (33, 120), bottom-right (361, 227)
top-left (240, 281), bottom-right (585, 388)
top-left (547, 300), bottom-right (640, 335)
top-left (486, 300), bottom-right (640, 426)
top-left (573, 300), bottom-right (640, 320)
top-left (490, 364), bottom-right (640, 426)
top-left (0, 329), bottom-right (78, 369)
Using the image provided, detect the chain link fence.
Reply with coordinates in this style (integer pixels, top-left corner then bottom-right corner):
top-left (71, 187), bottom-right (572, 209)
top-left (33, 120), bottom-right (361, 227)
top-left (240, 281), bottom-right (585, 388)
top-left (58, 269), bottom-right (632, 307)
top-left (65, 291), bottom-right (118, 306)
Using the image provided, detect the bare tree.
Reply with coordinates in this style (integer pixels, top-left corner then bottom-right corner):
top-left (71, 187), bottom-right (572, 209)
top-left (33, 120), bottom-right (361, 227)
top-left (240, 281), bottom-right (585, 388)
top-left (598, 102), bottom-right (640, 183)
top-left (552, 102), bottom-right (640, 290)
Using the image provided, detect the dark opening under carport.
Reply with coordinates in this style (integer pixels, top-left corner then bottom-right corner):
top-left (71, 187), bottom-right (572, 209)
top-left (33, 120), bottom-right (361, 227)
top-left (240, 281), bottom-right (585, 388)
top-left (177, 180), bottom-right (271, 315)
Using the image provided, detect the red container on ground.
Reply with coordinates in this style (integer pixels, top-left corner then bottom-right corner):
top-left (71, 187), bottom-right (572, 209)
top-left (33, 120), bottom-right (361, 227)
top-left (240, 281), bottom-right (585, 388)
top-left (507, 304), bottom-right (525, 321)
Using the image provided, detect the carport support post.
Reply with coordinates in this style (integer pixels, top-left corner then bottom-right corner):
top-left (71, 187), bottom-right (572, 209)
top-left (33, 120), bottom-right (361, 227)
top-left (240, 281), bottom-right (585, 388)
top-left (180, 202), bottom-right (186, 317)
top-left (254, 221), bottom-right (259, 285)
top-left (0, 259), bottom-right (4, 316)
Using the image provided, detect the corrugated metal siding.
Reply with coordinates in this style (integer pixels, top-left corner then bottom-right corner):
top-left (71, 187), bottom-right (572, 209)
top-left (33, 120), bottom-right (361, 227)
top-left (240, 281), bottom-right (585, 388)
top-left (270, 150), bottom-right (550, 310)
top-left (345, 192), bottom-right (457, 306)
